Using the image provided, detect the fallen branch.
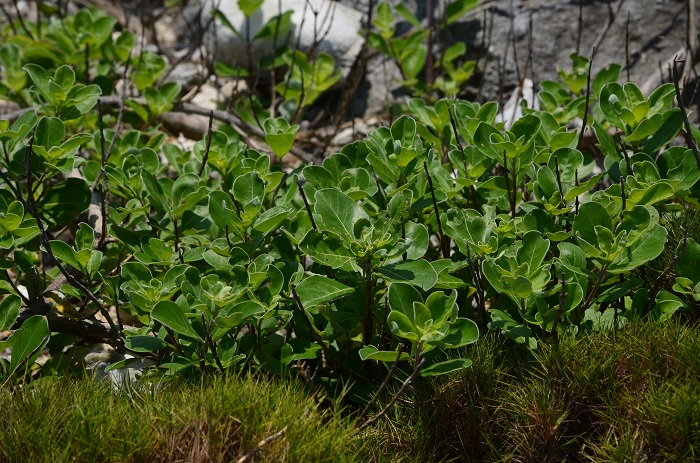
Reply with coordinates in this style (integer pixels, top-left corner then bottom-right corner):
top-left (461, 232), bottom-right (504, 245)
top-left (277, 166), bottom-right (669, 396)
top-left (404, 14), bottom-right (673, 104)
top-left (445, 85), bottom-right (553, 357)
top-left (2, 98), bottom-right (317, 164)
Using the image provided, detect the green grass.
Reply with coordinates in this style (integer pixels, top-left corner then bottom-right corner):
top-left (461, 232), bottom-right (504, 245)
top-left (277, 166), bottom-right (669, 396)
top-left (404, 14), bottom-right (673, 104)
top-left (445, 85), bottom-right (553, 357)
top-left (2, 318), bottom-right (698, 462)
top-left (0, 374), bottom-right (361, 463)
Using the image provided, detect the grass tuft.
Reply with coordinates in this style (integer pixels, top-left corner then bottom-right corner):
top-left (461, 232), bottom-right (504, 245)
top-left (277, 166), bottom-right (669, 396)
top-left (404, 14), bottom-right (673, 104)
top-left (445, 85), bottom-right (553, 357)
top-left (0, 374), bottom-right (360, 463)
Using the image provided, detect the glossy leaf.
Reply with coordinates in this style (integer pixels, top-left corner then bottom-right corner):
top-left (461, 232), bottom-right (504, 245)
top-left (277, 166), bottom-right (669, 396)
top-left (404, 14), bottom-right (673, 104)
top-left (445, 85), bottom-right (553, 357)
top-left (299, 230), bottom-right (358, 270)
top-left (216, 300), bottom-right (265, 327)
top-left (0, 295), bottom-right (21, 331)
top-left (125, 335), bottom-right (168, 353)
top-left (313, 189), bottom-right (368, 239)
top-left (421, 358), bottom-right (472, 376)
top-left (264, 117), bottom-right (299, 158)
top-left (358, 346), bottom-right (411, 362)
top-left (376, 259), bottom-right (438, 290)
top-left (294, 275), bottom-right (354, 308)
top-left (151, 300), bottom-right (200, 340)
top-left (609, 225), bottom-right (666, 273)
top-left (9, 315), bottom-right (50, 375)
top-left (429, 317), bottom-right (479, 348)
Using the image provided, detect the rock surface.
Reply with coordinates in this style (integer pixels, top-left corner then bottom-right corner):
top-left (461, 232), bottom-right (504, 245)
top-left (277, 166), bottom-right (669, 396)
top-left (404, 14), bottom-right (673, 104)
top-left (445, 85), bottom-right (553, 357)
top-left (467, 0), bottom-right (690, 102)
top-left (172, 0), bottom-right (693, 117)
top-left (355, 0), bottom-right (690, 114)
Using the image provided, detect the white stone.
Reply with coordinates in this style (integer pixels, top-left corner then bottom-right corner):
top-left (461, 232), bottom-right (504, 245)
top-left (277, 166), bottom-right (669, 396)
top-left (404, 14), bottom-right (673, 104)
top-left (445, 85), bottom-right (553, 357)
top-left (86, 349), bottom-right (156, 392)
top-left (204, 0), bottom-right (364, 79)
top-left (496, 78), bottom-right (539, 129)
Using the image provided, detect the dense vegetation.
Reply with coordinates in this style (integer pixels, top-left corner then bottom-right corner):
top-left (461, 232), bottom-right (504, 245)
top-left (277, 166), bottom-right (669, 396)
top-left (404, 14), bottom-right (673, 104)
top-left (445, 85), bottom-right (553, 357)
top-left (1, 1), bottom-right (699, 461)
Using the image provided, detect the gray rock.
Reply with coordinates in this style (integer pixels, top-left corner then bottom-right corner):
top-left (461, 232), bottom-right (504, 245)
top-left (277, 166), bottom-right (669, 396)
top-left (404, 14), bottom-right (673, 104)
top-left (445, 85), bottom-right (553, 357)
top-left (452, 0), bottom-right (689, 103)
top-left (351, 0), bottom-right (691, 115)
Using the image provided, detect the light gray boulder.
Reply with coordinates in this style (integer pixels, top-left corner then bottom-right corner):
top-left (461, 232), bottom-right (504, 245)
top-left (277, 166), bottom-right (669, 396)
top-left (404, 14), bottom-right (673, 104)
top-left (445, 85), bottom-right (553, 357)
top-left (201, 0), bottom-right (365, 79)
top-left (85, 349), bottom-right (156, 392)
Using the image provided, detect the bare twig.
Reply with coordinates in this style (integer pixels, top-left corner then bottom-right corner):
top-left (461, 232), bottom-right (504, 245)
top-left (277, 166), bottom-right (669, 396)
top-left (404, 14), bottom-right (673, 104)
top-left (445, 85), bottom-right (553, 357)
top-left (85, 44), bottom-right (91, 85)
top-left (527, 14), bottom-right (538, 92)
top-left (0, 2), bottom-right (17, 35)
top-left (201, 313), bottom-right (224, 372)
top-left (236, 427), bottom-right (287, 463)
top-left (672, 56), bottom-right (700, 171)
top-left (476, 8), bottom-right (495, 103)
top-left (554, 155), bottom-right (565, 209)
top-left (591, 0), bottom-right (625, 52)
top-left (642, 46), bottom-right (700, 95)
top-left (687, 0), bottom-right (697, 78)
top-left (198, 110), bottom-right (214, 176)
top-left (89, 51), bottom-right (133, 193)
top-left (447, 99), bottom-right (466, 167)
top-left (156, 0), bottom-right (221, 86)
top-left (425, 0), bottom-right (435, 91)
top-left (290, 284), bottom-right (333, 369)
top-left (574, 169), bottom-right (580, 216)
top-left (296, 177), bottom-right (318, 231)
top-left (576, 0), bottom-right (583, 55)
top-left (620, 176), bottom-right (626, 212)
top-left (105, 50), bottom-right (132, 161)
top-left (502, 150), bottom-right (517, 217)
top-left (10, 0), bottom-right (33, 39)
top-left (625, 11), bottom-right (631, 82)
top-left (96, 99), bottom-right (110, 249)
top-left (616, 132), bottom-right (634, 176)
top-left (356, 345), bottom-right (405, 425)
top-left (356, 357), bottom-right (426, 432)
top-left (324, 0), bottom-right (373, 144)
top-left (577, 46), bottom-right (596, 150)
top-left (269, 0), bottom-right (284, 118)
top-left (423, 161), bottom-right (448, 258)
top-left (466, 244), bottom-right (487, 326)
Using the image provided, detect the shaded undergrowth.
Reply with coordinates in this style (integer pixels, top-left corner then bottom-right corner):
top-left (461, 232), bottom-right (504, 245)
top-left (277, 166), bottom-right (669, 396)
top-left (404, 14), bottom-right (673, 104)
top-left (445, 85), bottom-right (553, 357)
top-left (360, 318), bottom-right (700, 462)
